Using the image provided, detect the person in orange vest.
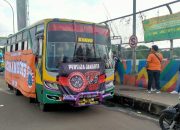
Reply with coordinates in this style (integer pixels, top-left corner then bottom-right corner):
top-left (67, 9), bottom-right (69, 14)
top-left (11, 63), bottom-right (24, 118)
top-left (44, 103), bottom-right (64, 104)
top-left (146, 45), bottom-right (163, 94)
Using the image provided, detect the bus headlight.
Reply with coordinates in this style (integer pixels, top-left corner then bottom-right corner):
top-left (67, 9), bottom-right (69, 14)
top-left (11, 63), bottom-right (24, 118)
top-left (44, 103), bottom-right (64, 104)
top-left (100, 90), bottom-right (105, 94)
top-left (44, 81), bottom-right (59, 90)
top-left (105, 81), bottom-right (114, 89)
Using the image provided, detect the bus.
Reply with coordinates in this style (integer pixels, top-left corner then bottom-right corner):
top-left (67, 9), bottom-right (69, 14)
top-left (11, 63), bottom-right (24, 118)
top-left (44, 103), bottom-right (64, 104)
top-left (0, 52), bottom-right (4, 72)
top-left (4, 18), bottom-right (115, 111)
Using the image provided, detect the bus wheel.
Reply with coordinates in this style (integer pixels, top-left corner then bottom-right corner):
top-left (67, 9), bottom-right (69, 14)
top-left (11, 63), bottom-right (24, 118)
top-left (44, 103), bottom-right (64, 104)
top-left (29, 98), bottom-right (38, 103)
top-left (7, 84), bottom-right (13, 90)
top-left (39, 102), bottom-right (48, 112)
top-left (15, 89), bottom-right (22, 96)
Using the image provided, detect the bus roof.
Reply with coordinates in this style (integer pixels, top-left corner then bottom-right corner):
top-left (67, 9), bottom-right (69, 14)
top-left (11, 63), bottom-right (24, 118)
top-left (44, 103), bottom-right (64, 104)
top-left (10, 18), bottom-right (108, 37)
top-left (32, 18), bottom-right (107, 28)
top-left (4, 18), bottom-right (109, 45)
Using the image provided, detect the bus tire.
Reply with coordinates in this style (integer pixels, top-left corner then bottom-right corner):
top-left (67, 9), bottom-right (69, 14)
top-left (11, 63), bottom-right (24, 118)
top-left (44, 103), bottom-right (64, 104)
top-left (39, 102), bottom-right (48, 112)
top-left (15, 89), bottom-right (22, 96)
top-left (7, 84), bottom-right (13, 90)
top-left (29, 98), bottom-right (38, 103)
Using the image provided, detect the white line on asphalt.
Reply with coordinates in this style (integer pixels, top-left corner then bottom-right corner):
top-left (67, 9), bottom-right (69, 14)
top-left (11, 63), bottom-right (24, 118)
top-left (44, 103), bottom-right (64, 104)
top-left (0, 88), bottom-right (13, 95)
top-left (0, 104), bottom-right (4, 107)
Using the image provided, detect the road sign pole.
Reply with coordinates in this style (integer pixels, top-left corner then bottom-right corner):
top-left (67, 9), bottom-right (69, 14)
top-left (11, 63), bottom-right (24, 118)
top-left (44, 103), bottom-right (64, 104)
top-left (132, 0), bottom-right (136, 74)
top-left (166, 4), bottom-right (173, 59)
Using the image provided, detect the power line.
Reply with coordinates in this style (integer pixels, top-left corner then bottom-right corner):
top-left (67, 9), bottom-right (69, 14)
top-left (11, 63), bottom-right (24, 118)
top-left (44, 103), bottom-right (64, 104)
top-left (99, 0), bottom-right (180, 24)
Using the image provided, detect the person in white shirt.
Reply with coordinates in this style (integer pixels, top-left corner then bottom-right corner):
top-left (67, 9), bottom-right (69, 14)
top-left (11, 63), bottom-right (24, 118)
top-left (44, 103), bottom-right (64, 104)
top-left (171, 65), bottom-right (180, 95)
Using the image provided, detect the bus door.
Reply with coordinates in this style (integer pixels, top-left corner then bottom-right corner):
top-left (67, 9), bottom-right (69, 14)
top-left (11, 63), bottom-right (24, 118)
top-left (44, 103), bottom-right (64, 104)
top-left (33, 32), bottom-right (44, 80)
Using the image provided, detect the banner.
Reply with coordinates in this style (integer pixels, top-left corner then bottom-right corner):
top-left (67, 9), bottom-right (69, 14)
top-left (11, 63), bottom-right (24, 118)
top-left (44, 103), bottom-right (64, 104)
top-left (143, 12), bottom-right (180, 42)
top-left (58, 62), bottom-right (105, 92)
top-left (5, 51), bottom-right (36, 97)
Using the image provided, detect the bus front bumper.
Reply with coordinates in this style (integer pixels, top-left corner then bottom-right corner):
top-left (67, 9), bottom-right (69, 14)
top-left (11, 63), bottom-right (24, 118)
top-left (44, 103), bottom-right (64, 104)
top-left (62, 91), bottom-right (113, 107)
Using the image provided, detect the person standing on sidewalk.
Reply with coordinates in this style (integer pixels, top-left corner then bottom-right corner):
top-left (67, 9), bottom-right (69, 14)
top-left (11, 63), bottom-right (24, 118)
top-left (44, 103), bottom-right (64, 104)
top-left (113, 52), bottom-right (119, 84)
top-left (170, 65), bottom-right (180, 94)
top-left (146, 45), bottom-right (163, 94)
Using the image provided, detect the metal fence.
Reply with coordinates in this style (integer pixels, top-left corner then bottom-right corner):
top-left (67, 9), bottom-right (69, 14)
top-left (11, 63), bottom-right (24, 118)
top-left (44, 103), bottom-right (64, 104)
top-left (102, 1), bottom-right (180, 61)
top-left (112, 44), bottom-right (180, 60)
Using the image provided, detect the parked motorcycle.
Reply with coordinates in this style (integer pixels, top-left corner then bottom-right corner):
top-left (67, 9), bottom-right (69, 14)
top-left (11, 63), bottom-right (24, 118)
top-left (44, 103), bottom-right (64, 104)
top-left (159, 97), bottom-right (180, 130)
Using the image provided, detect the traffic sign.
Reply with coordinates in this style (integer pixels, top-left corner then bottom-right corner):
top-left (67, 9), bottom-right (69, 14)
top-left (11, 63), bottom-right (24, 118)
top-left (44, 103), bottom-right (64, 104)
top-left (129, 35), bottom-right (138, 48)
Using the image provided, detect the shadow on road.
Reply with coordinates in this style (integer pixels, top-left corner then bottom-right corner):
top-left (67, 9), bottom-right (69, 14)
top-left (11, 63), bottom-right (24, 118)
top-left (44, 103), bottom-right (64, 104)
top-left (43, 104), bottom-right (91, 113)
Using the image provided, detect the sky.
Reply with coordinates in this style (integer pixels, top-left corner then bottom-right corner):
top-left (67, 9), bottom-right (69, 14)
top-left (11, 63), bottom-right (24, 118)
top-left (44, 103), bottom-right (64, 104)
top-left (0, 0), bottom-right (180, 48)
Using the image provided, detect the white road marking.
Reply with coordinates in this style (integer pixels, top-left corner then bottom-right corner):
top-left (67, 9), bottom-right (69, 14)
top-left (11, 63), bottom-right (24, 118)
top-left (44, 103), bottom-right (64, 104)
top-left (0, 104), bottom-right (4, 107)
top-left (0, 88), bottom-right (13, 95)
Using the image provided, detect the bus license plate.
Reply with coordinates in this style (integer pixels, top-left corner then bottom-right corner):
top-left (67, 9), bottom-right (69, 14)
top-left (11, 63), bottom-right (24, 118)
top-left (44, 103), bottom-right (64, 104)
top-left (78, 98), bottom-right (98, 105)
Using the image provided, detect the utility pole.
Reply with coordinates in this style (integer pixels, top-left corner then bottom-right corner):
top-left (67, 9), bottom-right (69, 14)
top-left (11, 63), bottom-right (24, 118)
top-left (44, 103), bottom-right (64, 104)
top-left (16, 0), bottom-right (27, 31)
top-left (132, 0), bottom-right (136, 74)
top-left (166, 4), bottom-right (173, 59)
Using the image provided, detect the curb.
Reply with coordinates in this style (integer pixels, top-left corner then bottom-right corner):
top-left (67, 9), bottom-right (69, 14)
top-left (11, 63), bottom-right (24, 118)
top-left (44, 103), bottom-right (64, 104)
top-left (113, 92), bottom-right (168, 115)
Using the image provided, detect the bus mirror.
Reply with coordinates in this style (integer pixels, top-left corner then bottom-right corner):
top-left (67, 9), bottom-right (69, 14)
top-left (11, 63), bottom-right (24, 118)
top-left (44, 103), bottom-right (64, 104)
top-left (32, 39), bottom-right (39, 55)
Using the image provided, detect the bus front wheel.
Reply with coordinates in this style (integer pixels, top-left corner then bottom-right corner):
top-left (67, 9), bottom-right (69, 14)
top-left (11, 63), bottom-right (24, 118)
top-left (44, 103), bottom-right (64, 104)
top-left (15, 89), bottom-right (22, 96)
top-left (29, 98), bottom-right (38, 103)
top-left (7, 84), bottom-right (13, 90)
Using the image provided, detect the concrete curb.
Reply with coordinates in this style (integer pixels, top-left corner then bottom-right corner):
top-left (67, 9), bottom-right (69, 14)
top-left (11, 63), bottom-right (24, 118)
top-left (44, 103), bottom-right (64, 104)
top-left (114, 92), bottom-right (169, 115)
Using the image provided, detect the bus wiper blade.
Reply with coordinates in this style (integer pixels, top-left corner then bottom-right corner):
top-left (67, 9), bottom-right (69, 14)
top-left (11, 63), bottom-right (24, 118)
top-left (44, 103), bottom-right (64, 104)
top-left (73, 57), bottom-right (81, 62)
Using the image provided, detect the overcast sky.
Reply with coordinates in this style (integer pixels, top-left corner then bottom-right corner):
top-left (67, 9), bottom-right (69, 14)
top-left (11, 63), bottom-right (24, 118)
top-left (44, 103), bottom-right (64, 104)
top-left (0, 0), bottom-right (180, 48)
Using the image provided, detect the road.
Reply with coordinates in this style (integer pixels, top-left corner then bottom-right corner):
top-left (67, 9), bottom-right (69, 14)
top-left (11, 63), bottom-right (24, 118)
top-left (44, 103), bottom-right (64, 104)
top-left (0, 74), bottom-right (160, 130)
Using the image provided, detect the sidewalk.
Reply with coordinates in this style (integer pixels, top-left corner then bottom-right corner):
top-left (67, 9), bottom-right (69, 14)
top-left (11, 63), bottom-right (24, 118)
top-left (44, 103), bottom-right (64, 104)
top-left (114, 85), bottom-right (180, 115)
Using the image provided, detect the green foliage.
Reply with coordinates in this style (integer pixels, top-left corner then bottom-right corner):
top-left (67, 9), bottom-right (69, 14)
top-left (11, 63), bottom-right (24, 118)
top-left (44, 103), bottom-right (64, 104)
top-left (136, 45), bottom-right (149, 59)
top-left (173, 47), bottom-right (180, 58)
top-left (161, 51), bottom-right (170, 59)
top-left (121, 45), bottom-right (149, 59)
top-left (112, 45), bottom-right (180, 59)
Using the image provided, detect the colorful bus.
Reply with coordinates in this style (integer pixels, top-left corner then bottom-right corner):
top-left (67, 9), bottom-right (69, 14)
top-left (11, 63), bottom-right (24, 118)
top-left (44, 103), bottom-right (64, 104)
top-left (0, 52), bottom-right (4, 72)
top-left (4, 18), bottom-right (115, 111)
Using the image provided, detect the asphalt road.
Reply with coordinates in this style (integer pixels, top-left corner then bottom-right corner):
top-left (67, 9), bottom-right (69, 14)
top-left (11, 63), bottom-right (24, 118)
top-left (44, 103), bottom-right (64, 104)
top-left (0, 74), bottom-right (160, 130)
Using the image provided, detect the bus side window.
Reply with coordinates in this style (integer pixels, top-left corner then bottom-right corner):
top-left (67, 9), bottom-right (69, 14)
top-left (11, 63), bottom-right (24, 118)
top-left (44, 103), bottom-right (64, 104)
top-left (22, 30), bottom-right (28, 50)
top-left (28, 39), bottom-right (31, 50)
top-left (10, 45), bottom-right (13, 52)
top-left (30, 27), bottom-right (36, 49)
top-left (13, 44), bottom-right (15, 52)
top-left (6, 46), bottom-right (10, 52)
top-left (21, 40), bottom-right (28, 50)
top-left (8, 46), bottom-right (10, 52)
top-left (18, 42), bottom-right (22, 51)
top-left (8, 38), bottom-right (11, 45)
top-left (38, 39), bottom-right (43, 56)
top-left (24, 41), bottom-right (28, 50)
top-left (17, 32), bottom-right (22, 51)
top-left (15, 43), bottom-right (18, 51)
top-left (21, 41), bottom-right (25, 50)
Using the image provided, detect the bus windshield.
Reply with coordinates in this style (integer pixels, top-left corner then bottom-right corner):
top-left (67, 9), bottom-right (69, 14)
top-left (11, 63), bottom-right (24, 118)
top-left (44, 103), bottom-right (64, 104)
top-left (46, 22), bottom-right (110, 71)
top-left (46, 42), bottom-right (109, 70)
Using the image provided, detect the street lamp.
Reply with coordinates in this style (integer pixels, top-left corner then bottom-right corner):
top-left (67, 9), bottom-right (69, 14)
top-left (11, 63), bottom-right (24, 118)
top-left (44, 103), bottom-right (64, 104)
top-left (2, 0), bottom-right (15, 34)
